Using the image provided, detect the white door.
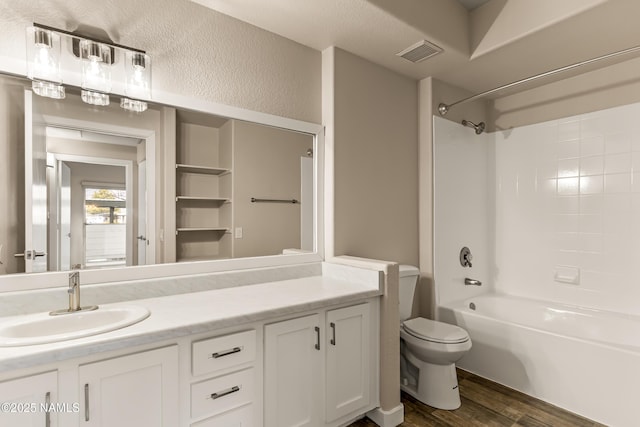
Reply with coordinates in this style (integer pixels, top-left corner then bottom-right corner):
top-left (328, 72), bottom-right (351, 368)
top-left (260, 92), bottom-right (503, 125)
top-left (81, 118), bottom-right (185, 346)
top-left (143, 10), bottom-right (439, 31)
top-left (79, 346), bottom-right (179, 427)
top-left (326, 303), bottom-right (371, 422)
top-left (264, 314), bottom-right (322, 427)
top-left (60, 161), bottom-right (72, 271)
top-left (24, 89), bottom-right (48, 272)
top-left (0, 371), bottom-right (58, 427)
top-left (137, 160), bottom-right (148, 264)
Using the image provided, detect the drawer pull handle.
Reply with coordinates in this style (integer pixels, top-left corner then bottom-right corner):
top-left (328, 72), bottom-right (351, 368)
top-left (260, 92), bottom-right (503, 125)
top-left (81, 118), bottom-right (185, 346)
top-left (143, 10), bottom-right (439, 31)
top-left (315, 326), bottom-right (320, 350)
top-left (211, 346), bottom-right (242, 359)
top-left (211, 385), bottom-right (240, 400)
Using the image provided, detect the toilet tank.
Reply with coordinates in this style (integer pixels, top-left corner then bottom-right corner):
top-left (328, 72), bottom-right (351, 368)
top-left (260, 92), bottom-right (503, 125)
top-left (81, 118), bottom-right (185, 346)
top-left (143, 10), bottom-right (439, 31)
top-left (399, 265), bottom-right (420, 322)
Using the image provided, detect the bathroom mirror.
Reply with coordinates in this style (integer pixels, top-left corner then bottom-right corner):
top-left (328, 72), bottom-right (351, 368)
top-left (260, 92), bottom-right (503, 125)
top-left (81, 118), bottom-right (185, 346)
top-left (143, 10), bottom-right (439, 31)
top-left (0, 72), bottom-right (321, 288)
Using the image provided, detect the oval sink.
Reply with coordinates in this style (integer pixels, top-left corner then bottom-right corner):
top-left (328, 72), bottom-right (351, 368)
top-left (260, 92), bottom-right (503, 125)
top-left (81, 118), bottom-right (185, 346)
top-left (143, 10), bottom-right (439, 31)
top-left (0, 306), bottom-right (150, 347)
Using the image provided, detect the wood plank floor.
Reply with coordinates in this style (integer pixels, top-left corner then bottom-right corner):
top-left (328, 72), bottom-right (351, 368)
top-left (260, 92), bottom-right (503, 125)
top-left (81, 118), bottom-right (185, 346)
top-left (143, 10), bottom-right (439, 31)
top-left (348, 369), bottom-right (605, 427)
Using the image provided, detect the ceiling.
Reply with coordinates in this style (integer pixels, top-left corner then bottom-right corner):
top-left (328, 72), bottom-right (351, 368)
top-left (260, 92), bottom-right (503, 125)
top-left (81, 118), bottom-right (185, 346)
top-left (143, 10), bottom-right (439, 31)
top-left (456, 0), bottom-right (491, 11)
top-left (191, 0), bottom-right (640, 98)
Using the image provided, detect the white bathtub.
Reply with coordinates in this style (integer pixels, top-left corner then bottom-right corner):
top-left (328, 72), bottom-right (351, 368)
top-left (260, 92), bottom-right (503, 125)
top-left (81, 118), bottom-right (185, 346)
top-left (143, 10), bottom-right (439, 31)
top-left (439, 294), bottom-right (640, 427)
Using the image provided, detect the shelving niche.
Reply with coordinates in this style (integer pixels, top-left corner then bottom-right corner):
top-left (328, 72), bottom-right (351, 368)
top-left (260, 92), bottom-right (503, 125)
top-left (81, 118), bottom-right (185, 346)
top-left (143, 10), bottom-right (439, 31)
top-left (175, 110), bottom-right (233, 262)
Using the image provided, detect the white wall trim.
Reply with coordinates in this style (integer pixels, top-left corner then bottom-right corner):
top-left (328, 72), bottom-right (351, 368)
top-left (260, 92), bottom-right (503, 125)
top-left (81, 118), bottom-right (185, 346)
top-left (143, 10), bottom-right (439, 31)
top-left (321, 46), bottom-right (335, 260)
top-left (366, 404), bottom-right (404, 427)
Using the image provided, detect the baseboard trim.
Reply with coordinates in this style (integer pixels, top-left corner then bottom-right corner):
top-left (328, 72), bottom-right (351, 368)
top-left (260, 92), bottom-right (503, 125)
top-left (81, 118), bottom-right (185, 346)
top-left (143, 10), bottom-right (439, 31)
top-left (366, 404), bottom-right (404, 427)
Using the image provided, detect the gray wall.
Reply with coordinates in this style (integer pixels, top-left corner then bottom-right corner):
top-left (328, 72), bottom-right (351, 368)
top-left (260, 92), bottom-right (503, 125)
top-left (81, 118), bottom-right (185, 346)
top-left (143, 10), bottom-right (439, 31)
top-left (331, 48), bottom-right (419, 266)
top-left (0, 0), bottom-right (321, 124)
top-left (0, 75), bottom-right (25, 274)
top-left (232, 121), bottom-right (313, 258)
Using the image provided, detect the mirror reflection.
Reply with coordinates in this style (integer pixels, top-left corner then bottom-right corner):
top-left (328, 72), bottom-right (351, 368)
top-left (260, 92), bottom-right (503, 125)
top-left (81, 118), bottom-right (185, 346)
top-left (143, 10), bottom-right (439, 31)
top-left (0, 73), bottom-right (315, 275)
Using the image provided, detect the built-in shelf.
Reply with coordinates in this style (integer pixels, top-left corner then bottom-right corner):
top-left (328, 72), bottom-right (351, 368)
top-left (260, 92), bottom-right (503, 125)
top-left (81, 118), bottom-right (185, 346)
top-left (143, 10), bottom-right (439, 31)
top-left (175, 196), bottom-right (230, 203)
top-left (176, 227), bottom-right (229, 235)
top-left (177, 255), bottom-right (230, 262)
top-left (176, 164), bottom-right (230, 175)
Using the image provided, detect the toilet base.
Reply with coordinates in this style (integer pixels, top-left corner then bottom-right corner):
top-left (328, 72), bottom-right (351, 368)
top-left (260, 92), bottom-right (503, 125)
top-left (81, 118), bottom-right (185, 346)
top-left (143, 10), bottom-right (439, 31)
top-left (401, 355), bottom-right (461, 410)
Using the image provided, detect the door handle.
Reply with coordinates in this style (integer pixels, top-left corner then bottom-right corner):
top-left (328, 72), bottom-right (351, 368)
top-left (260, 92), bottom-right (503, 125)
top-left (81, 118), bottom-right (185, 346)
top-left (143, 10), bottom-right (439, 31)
top-left (45, 391), bottom-right (51, 427)
top-left (330, 322), bottom-right (336, 346)
top-left (14, 250), bottom-right (46, 259)
top-left (84, 383), bottom-right (90, 422)
top-left (314, 326), bottom-right (320, 350)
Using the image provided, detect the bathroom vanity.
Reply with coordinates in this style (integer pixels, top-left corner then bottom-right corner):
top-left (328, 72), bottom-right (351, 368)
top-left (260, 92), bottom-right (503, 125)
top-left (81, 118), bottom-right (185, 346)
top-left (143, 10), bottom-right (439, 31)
top-left (0, 260), bottom-right (383, 427)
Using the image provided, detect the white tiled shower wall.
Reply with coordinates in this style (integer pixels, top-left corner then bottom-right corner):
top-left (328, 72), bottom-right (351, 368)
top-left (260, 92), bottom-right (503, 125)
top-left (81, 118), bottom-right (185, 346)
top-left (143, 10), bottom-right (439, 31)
top-left (433, 117), bottom-right (493, 306)
top-left (435, 101), bottom-right (640, 315)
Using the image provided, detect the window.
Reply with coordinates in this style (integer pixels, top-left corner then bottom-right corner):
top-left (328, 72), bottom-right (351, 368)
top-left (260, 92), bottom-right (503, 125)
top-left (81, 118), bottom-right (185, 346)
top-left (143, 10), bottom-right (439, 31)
top-left (84, 186), bottom-right (127, 268)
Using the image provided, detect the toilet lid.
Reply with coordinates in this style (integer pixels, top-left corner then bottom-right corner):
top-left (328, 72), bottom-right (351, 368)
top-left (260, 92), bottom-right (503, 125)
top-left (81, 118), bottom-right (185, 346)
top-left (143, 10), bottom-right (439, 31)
top-left (402, 317), bottom-right (469, 344)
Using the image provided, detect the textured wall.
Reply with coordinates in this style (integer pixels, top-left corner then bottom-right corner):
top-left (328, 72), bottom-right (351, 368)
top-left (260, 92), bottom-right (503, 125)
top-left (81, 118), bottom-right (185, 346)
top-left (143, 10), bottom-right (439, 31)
top-left (332, 48), bottom-right (419, 266)
top-left (0, 0), bottom-right (321, 123)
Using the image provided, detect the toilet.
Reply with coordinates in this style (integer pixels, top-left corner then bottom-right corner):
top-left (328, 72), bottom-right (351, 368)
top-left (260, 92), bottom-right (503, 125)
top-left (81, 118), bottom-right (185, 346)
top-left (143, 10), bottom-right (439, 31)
top-left (399, 265), bottom-right (472, 410)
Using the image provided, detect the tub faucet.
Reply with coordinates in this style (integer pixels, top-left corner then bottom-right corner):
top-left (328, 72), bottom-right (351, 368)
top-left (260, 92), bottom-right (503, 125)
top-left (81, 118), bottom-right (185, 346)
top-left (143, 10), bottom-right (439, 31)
top-left (464, 278), bottom-right (482, 286)
top-left (50, 271), bottom-right (98, 315)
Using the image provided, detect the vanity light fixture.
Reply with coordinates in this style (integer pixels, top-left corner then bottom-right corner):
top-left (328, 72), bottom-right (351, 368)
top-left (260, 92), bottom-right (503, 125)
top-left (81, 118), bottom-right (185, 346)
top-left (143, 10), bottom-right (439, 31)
top-left (122, 51), bottom-right (151, 112)
top-left (25, 23), bottom-right (152, 111)
top-left (80, 39), bottom-right (112, 106)
top-left (25, 26), bottom-right (65, 99)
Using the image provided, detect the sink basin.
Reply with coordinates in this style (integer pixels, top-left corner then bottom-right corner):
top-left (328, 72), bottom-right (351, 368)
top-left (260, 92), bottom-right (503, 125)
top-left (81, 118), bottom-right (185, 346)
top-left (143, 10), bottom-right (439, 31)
top-left (0, 306), bottom-right (150, 347)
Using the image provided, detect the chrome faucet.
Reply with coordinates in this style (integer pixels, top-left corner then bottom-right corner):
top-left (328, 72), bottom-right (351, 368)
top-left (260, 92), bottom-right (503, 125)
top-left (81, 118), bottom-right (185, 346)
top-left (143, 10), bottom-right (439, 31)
top-left (68, 271), bottom-right (81, 312)
top-left (464, 278), bottom-right (482, 286)
top-left (50, 271), bottom-right (98, 315)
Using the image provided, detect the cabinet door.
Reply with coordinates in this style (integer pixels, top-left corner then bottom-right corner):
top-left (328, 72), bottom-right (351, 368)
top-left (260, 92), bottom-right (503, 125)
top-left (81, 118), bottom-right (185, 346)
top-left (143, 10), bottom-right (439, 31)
top-left (326, 303), bottom-right (371, 422)
top-left (79, 346), bottom-right (179, 427)
top-left (264, 314), bottom-right (322, 427)
top-left (0, 371), bottom-right (57, 427)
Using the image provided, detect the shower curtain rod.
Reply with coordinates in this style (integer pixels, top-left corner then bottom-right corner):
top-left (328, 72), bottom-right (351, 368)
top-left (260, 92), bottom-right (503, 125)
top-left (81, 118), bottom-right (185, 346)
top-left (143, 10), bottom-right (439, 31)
top-left (438, 44), bottom-right (640, 116)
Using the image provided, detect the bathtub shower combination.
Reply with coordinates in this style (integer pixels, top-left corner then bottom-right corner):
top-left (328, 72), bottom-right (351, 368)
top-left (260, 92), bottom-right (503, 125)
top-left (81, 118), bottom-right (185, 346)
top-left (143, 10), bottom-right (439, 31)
top-left (438, 295), bottom-right (640, 426)
top-left (434, 101), bottom-right (640, 427)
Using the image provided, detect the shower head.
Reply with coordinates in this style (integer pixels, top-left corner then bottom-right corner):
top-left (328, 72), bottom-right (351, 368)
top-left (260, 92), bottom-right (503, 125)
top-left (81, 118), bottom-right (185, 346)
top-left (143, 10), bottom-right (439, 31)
top-left (461, 119), bottom-right (485, 135)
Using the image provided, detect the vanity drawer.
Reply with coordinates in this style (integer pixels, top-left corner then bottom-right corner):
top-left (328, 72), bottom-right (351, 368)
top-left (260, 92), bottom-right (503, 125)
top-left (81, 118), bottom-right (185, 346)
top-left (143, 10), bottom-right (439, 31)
top-left (192, 330), bottom-right (256, 376)
top-left (191, 368), bottom-right (254, 420)
top-left (191, 404), bottom-right (253, 427)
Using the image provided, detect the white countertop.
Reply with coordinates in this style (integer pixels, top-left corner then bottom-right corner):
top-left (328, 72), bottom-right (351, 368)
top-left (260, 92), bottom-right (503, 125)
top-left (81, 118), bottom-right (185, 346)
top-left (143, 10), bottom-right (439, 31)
top-left (0, 274), bottom-right (381, 372)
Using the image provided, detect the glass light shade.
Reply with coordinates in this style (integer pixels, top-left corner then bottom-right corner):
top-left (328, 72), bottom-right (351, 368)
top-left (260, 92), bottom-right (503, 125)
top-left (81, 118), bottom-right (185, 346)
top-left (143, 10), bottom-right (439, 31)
top-left (32, 80), bottom-right (65, 99)
top-left (26, 27), bottom-right (62, 85)
top-left (81, 90), bottom-right (110, 106)
top-left (124, 51), bottom-right (151, 100)
top-left (80, 40), bottom-right (112, 93)
top-left (120, 98), bottom-right (148, 113)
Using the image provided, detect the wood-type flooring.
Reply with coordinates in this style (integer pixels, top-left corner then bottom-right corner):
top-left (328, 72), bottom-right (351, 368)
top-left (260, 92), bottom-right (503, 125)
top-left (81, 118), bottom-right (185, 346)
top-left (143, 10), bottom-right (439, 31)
top-left (348, 369), bottom-right (606, 427)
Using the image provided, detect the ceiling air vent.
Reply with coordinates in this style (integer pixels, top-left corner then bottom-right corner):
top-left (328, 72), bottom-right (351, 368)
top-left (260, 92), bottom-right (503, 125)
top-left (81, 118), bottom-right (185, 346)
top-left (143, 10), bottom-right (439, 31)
top-left (396, 40), bottom-right (443, 63)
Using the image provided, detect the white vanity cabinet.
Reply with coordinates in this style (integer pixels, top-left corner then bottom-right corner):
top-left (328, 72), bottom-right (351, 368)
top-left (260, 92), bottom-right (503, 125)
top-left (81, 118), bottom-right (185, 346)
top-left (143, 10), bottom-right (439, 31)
top-left (325, 303), bottom-right (370, 422)
top-left (264, 314), bottom-right (323, 427)
top-left (78, 345), bottom-right (179, 427)
top-left (0, 371), bottom-right (57, 427)
top-left (189, 330), bottom-right (257, 426)
top-left (264, 302), bottom-right (376, 427)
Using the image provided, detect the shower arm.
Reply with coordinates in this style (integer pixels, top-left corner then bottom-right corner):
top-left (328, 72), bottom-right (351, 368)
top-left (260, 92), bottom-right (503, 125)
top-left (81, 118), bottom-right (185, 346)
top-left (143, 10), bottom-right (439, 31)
top-left (438, 44), bottom-right (640, 116)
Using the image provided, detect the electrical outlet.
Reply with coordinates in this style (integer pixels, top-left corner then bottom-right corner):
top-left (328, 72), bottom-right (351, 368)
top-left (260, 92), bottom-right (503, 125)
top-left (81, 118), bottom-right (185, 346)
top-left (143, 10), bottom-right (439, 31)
top-left (235, 227), bottom-right (243, 239)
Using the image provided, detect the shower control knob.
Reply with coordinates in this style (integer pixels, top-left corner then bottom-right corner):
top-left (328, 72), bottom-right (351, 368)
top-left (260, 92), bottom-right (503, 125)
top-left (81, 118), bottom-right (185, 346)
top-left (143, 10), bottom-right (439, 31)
top-left (460, 247), bottom-right (473, 268)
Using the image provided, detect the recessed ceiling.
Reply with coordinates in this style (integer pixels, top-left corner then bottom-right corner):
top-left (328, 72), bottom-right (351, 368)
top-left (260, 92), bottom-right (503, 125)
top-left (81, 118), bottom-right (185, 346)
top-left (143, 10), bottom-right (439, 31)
top-left (191, 0), bottom-right (640, 97)
top-left (456, 0), bottom-right (491, 11)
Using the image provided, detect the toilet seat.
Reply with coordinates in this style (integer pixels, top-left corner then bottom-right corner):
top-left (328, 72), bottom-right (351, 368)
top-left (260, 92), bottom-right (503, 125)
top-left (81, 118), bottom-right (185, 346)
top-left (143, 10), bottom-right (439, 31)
top-left (402, 317), bottom-right (469, 344)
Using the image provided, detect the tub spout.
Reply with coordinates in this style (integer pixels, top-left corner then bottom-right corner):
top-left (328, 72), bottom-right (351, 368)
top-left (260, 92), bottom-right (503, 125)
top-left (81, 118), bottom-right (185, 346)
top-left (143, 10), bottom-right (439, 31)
top-left (464, 278), bottom-right (482, 286)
